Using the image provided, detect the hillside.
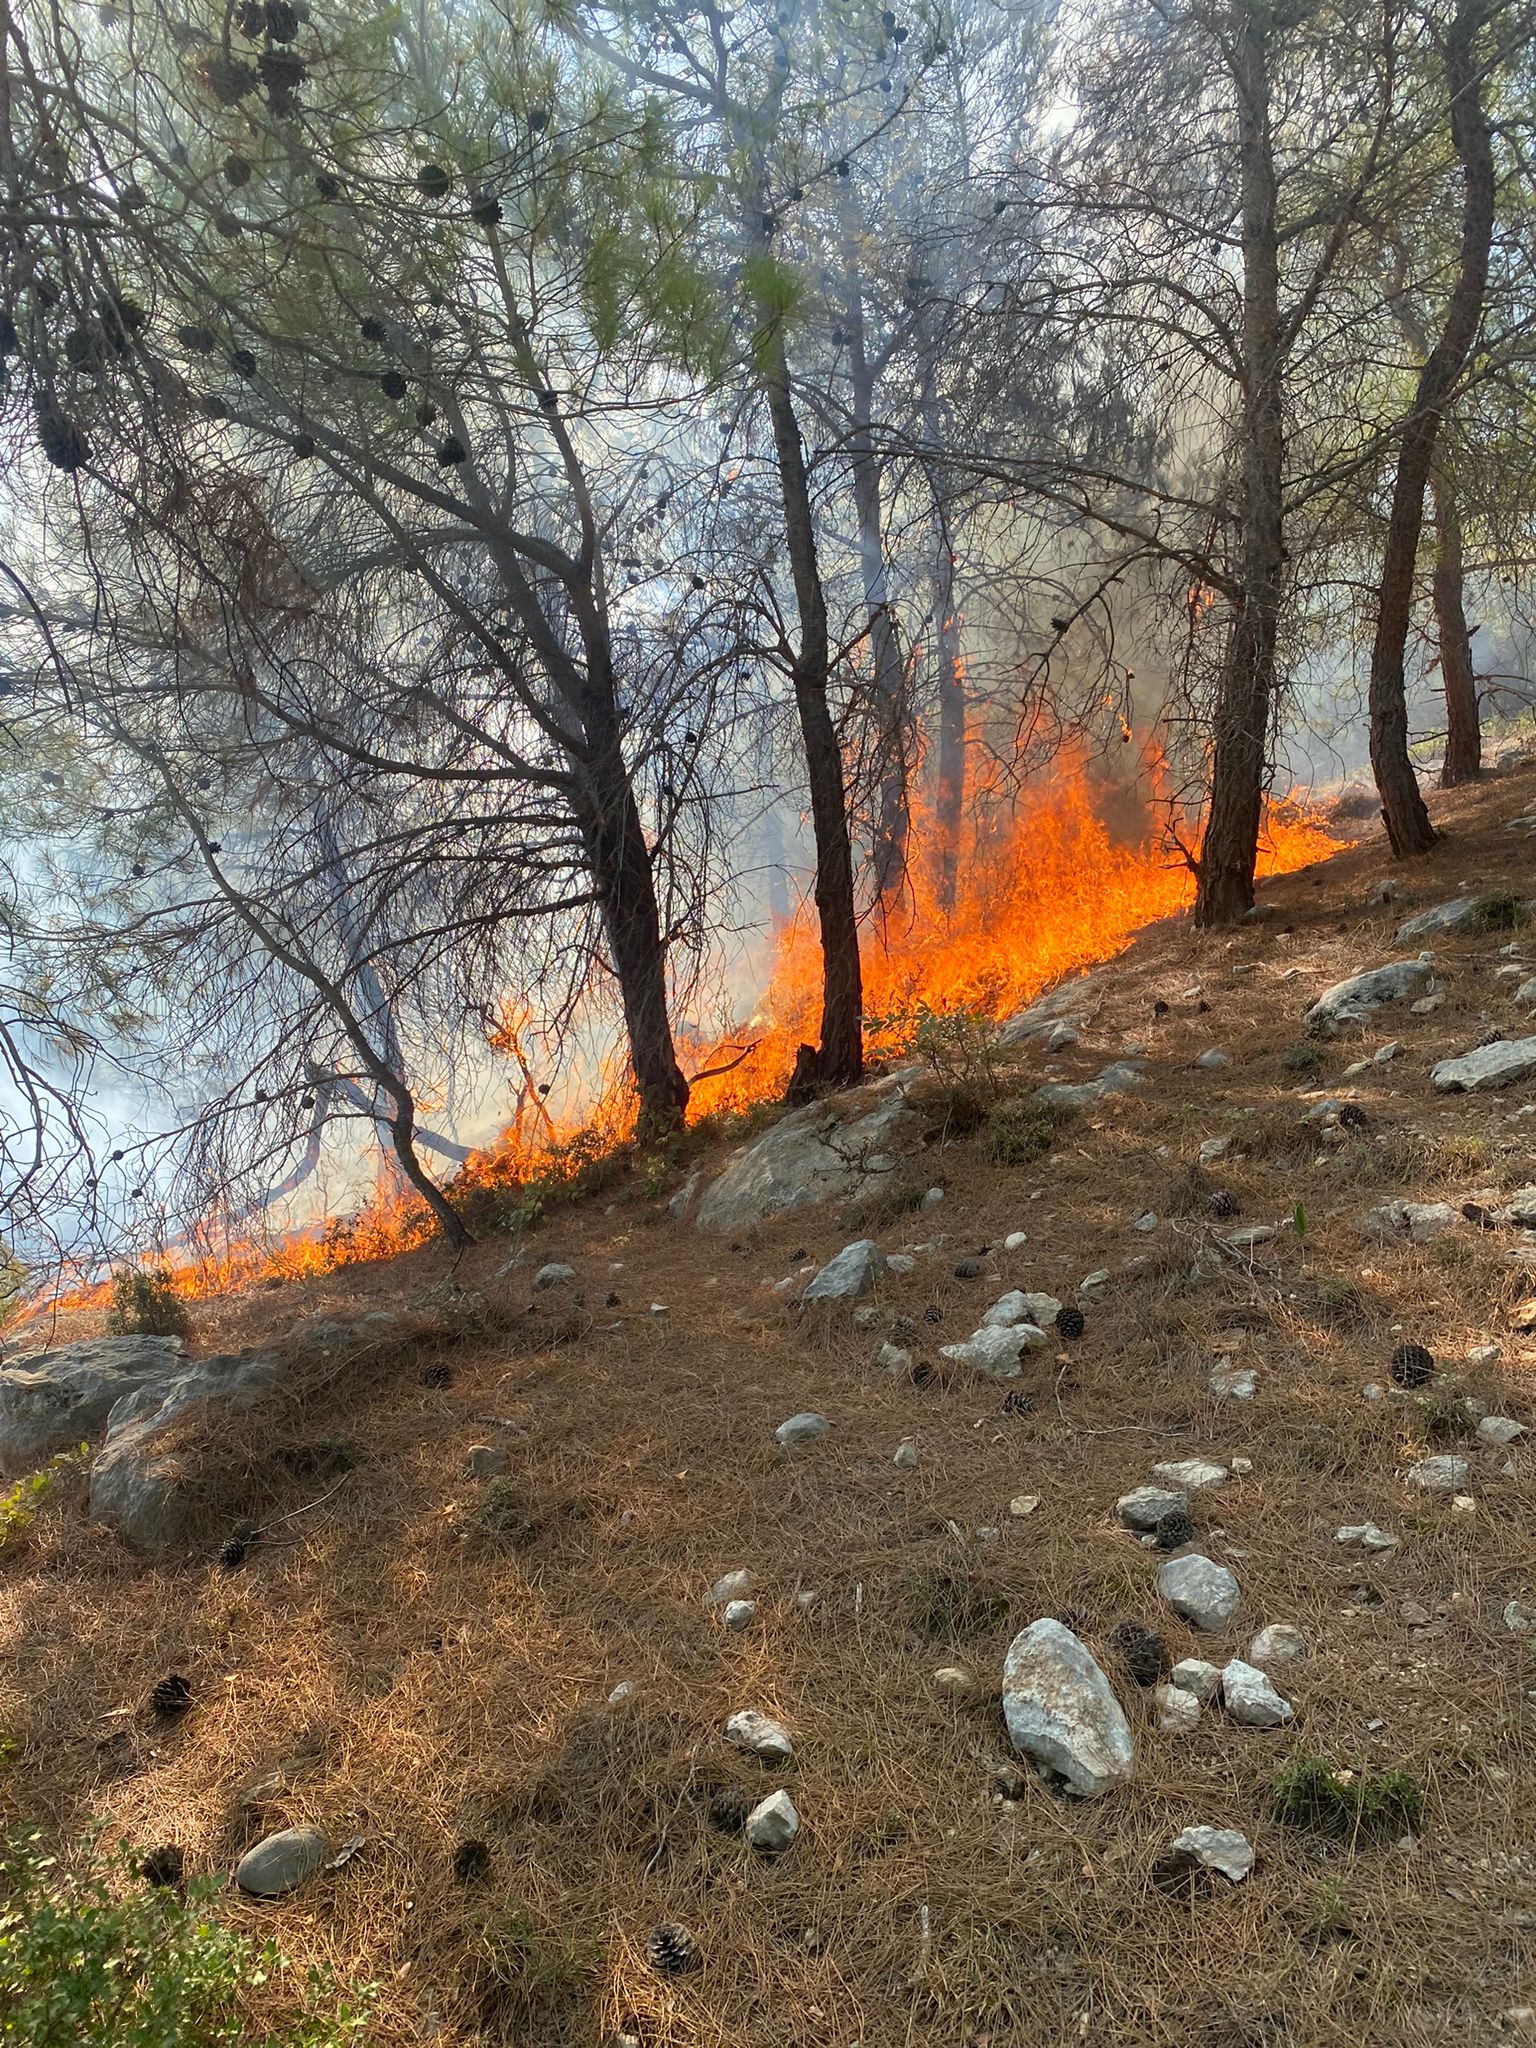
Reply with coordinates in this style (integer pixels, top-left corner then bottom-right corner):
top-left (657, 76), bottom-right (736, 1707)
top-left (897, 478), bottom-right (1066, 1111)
top-left (6, 768), bottom-right (1536, 2047)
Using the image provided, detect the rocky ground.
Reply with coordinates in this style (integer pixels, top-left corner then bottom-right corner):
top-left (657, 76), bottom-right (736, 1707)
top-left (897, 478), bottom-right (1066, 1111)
top-left (5, 770), bottom-right (1536, 2047)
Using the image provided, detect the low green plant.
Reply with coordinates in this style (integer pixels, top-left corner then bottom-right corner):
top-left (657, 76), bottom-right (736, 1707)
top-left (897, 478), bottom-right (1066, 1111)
top-left (0, 1445), bottom-right (88, 1551)
top-left (1270, 1753), bottom-right (1424, 1838)
top-left (903, 1564), bottom-right (1011, 1641)
top-left (983, 1099), bottom-right (1070, 1168)
top-left (468, 1476), bottom-right (542, 1548)
top-left (1417, 1392), bottom-right (1475, 1443)
top-left (471, 1908), bottom-right (603, 2037)
top-left (105, 1266), bottom-right (189, 1339)
top-left (1308, 1276), bottom-right (1370, 1328)
top-left (868, 1000), bottom-right (1004, 1095)
top-left (1469, 889), bottom-right (1527, 933)
top-left (0, 1830), bottom-right (373, 2047)
top-left (1281, 1041), bottom-right (1327, 1078)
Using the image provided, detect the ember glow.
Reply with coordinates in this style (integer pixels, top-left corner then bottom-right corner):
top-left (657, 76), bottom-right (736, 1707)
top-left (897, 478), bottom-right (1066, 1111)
top-left (45, 752), bottom-right (1341, 1310)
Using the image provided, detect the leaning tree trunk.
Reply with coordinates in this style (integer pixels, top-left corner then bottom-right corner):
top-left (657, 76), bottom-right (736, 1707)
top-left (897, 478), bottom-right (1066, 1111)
top-left (1368, 0), bottom-right (1493, 852)
top-left (578, 717), bottom-right (691, 1139)
top-left (1195, 6), bottom-right (1284, 927)
top-left (1433, 468), bottom-right (1482, 787)
top-left (752, 232), bottom-right (863, 1094)
top-left (931, 528), bottom-right (966, 913)
top-left (839, 200), bottom-right (910, 900)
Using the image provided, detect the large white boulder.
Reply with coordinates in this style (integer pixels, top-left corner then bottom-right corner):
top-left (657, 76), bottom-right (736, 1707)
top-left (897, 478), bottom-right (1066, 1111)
top-left (694, 1094), bottom-right (917, 1231)
top-left (1304, 960), bottom-right (1432, 1030)
top-left (1432, 1039), bottom-right (1536, 1092)
top-left (88, 1350), bottom-right (280, 1551)
top-left (1157, 1553), bottom-right (1241, 1631)
top-left (1002, 1618), bottom-right (1134, 1798)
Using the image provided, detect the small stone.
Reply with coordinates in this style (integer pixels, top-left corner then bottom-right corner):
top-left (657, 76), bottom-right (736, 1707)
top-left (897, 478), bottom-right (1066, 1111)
top-left (919, 1185), bottom-right (945, 1211)
top-left (1167, 1825), bottom-right (1255, 1882)
top-left (776, 1411), bottom-right (831, 1447)
top-left (1499, 2009), bottom-right (1536, 2037)
top-left (1363, 1383), bottom-right (1385, 1402)
top-left (1195, 1049), bottom-right (1231, 1069)
top-left (722, 1599), bottom-right (756, 1630)
top-left (893, 1439), bottom-right (919, 1468)
top-left (1157, 1554), bottom-right (1241, 1632)
top-left (608, 1681), bottom-right (638, 1705)
top-left (1046, 1021), bottom-right (1079, 1051)
top-left (885, 1253), bottom-right (916, 1275)
top-left (1170, 1658), bottom-right (1221, 1702)
top-left (235, 1826), bottom-right (329, 1897)
top-left (1405, 1454), bottom-right (1470, 1491)
top-left (1132, 1211), bottom-right (1159, 1231)
top-left (1009, 1494), bottom-right (1040, 1518)
top-left (851, 1306), bottom-right (879, 1328)
top-left (707, 1568), bottom-right (755, 1606)
top-left (466, 1445), bottom-right (507, 1479)
top-left (1153, 1683), bottom-right (1201, 1732)
top-left (1003, 1230), bottom-right (1029, 1250)
top-left (802, 1239), bottom-right (880, 1302)
top-left (1230, 1456), bottom-right (1253, 1476)
top-left (1116, 1485), bottom-right (1189, 1532)
top-left (1152, 1459), bottom-right (1230, 1491)
top-left (875, 1342), bottom-right (912, 1373)
top-left (1374, 1042), bottom-right (1401, 1063)
top-left (1220, 1658), bottom-right (1293, 1728)
top-left (744, 1789), bottom-right (799, 1852)
top-left (938, 1322), bottom-right (1047, 1378)
top-left (724, 1709), bottom-right (793, 1762)
top-left (532, 1262), bottom-right (577, 1291)
top-left (1247, 1624), bottom-right (1307, 1667)
top-left (1198, 1138), bottom-right (1230, 1163)
top-left (1209, 1364), bottom-right (1258, 1401)
top-left (1468, 1343), bottom-right (1503, 1368)
top-left (1411, 994), bottom-right (1443, 1014)
top-left (934, 1666), bottom-right (972, 1692)
top-left (794, 1589), bottom-right (819, 1612)
top-left (1336, 1522), bottom-right (1398, 1550)
top-left (1503, 1600), bottom-right (1534, 1633)
top-left (1477, 1415), bottom-right (1526, 1446)
top-left (1399, 1600), bottom-right (1433, 1628)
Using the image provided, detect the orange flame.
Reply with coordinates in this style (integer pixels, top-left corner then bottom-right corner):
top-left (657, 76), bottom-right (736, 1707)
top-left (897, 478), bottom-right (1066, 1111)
top-left (41, 750), bottom-right (1341, 1312)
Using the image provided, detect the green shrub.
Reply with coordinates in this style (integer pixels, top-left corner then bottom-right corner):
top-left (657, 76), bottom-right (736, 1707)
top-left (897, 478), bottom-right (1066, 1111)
top-left (0, 1446), bottom-right (88, 1551)
top-left (903, 1564), bottom-right (1011, 1641)
top-left (468, 1477), bottom-right (542, 1548)
top-left (1417, 1393), bottom-right (1475, 1443)
top-left (1469, 889), bottom-right (1527, 933)
top-left (0, 1830), bottom-right (372, 2047)
top-left (1270, 1753), bottom-right (1424, 1838)
top-left (470, 1909), bottom-right (603, 2038)
top-left (983, 1100), bottom-right (1069, 1168)
top-left (105, 1267), bottom-right (189, 1339)
top-left (1281, 1041), bottom-right (1326, 1078)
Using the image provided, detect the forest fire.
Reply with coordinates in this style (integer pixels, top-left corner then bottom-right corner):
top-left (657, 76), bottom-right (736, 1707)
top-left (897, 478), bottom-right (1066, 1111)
top-left (46, 755), bottom-right (1341, 1312)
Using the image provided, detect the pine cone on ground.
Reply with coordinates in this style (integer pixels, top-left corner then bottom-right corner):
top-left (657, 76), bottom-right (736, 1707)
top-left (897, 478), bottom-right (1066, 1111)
top-left (707, 1786), bottom-right (753, 1834)
top-left (138, 1844), bottom-right (184, 1886)
top-left (645, 1923), bottom-right (701, 1976)
top-left (452, 1839), bottom-right (491, 1883)
top-left (1107, 1619), bottom-right (1168, 1687)
top-left (1056, 1305), bottom-right (1086, 1341)
top-left (1153, 1508), bottom-right (1195, 1551)
top-left (953, 1256), bottom-right (985, 1279)
top-left (1001, 1388), bottom-right (1034, 1417)
top-left (1389, 1342), bottom-right (1434, 1390)
top-left (1206, 1188), bottom-right (1241, 1219)
top-left (148, 1673), bottom-right (192, 1719)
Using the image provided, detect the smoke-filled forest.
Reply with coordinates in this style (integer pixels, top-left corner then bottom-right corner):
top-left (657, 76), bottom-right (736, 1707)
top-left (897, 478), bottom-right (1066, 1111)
top-left (0, 0), bottom-right (1532, 1285)
top-left (7, 7), bottom-right (1536, 2043)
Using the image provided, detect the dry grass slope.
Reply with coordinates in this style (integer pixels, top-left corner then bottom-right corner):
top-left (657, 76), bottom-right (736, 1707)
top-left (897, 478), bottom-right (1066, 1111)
top-left (6, 772), bottom-right (1536, 2046)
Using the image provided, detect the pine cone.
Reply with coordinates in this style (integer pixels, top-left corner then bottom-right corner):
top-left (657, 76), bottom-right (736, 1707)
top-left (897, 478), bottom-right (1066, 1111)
top-left (1108, 1619), bottom-right (1167, 1687)
top-left (1153, 1508), bottom-right (1194, 1551)
top-left (138, 1844), bottom-right (184, 1887)
top-left (1206, 1189), bottom-right (1241, 1220)
top-left (1338, 1103), bottom-right (1369, 1129)
top-left (148, 1673), bottom-right (192, 1719)
top-left (452, 1839), bottom-right (491, 1883)
top-left (645, 1923), bottom-right (701, 1976)
top-left (217, 1528), bottom-right (255, 1573)
top-left (953, 1256), bottom-right (985, 1280)
top-left (922, 1303), bottom-right (943, 1324)
top-left (416, 162), bottom-right (452, 199)
top-left (1056, 1305), bottom-right (1086, 1341)
top-left (707, 1786), bottom-right (753, 1834)
top-left (1001, 1388), bottom-right (1034, 1417)
top-left (422, 1362), bottom-right (454, 1389)
top-left (1390, 1342), bottom-right (1434, 1390)
top-left (1150, 1846), bottom-right (1206, 1899)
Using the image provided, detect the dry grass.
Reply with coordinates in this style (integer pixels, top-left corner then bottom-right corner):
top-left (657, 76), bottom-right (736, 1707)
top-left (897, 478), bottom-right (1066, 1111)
top-left (7, 770), bottom-right (1536, 2044)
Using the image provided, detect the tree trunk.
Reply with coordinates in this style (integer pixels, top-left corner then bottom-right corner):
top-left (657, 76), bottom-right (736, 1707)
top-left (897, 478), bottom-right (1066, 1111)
top-left (1368, 0), bottom-right (1493, 853)
top-left (839, 201), bottom-right (909, 899)
top-left (1433, 468), bottom-right (1481, 786)
top-left (578, 721), bottom-right (691, 1138)
top-left (753, 238), bottom-right (863, 1092)
top-left (1195, 5), bottom-right (1284, 928)
top-left (932, 531), bottom-right (966, 913)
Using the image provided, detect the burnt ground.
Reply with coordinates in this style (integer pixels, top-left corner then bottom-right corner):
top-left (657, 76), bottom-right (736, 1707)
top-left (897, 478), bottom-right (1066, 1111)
top-left (5, 766), bottom-right (1536, 2047)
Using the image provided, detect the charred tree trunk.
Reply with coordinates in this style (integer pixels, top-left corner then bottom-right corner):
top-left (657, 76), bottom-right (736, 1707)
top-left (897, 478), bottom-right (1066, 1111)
top-left (1368, 0), bottom-right (1493, 853)
top-left (1433, 469), bottom-right (1482, 786)
top-left (753, 237), bottom-right (863, 1093)
top-left (839, 202), bottom-right (909, 899)
top-left (575, 702), bottom-right (690, 1140)
top-left (932, 531), bottom-right (966, 913)
top-left (1195, 7), bottom-right (1283, 927)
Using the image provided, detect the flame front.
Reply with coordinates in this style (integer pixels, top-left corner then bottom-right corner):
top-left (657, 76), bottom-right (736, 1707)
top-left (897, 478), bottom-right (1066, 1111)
top-left (44, 749), bottom-right (1341, 1310)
